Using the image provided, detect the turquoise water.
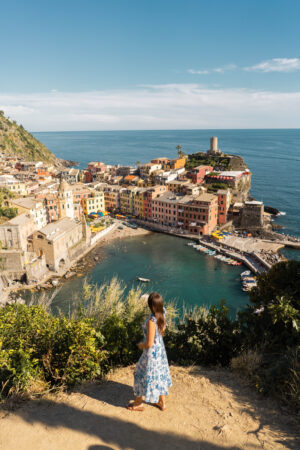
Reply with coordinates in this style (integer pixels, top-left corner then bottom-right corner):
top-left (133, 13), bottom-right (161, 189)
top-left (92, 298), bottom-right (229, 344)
top-left (50, 234), bottom-right (247, 317)
top-left (31, 129), bottom-right (300, 311)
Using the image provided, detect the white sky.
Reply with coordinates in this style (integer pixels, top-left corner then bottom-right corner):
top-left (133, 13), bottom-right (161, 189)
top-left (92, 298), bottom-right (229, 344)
top-left (1, 84), bottom-right (300, 131)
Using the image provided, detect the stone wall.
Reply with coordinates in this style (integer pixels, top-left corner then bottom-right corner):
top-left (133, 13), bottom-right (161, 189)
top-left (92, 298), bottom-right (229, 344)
top-left (0, 250), bottom-right (24, 272)
top-left (25, 254), bottom-right (48, 283)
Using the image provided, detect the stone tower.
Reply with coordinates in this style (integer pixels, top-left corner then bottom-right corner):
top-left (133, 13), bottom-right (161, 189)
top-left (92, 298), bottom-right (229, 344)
top-left (207, 137), bottom-right (222, 156)
top-left (57, 178), bottom-right (75, 219)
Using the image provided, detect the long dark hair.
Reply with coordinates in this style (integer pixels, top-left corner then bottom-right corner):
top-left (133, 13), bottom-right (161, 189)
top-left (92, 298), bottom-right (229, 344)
top-left (148, 292), bottom-right (166, 335)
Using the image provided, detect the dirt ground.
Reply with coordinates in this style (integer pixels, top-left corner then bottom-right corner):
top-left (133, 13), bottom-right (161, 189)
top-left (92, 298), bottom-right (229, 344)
top-left (0, 366), bottom-right (299, 450)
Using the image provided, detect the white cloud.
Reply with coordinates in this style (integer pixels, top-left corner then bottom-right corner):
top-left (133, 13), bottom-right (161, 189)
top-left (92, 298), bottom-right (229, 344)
top-left (188, 69), bottom-right (210, 75)
top-left (0, 84), bottom-right (300, 131)
top-left (188, 64), bottom-right (237, 75)
top-left (245, 58), bottom-right (300, 73)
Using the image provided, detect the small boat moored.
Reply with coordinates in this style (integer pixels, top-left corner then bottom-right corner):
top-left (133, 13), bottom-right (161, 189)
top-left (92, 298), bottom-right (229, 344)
top-left (137, 277), bottom-right (150, 282)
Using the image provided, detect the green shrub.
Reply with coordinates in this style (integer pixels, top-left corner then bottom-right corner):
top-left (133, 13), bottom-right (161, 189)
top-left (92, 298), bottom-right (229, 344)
top-left (165, 301), bottom-right (240, 366)
top-left (250, 260), bottom-right (300, 310)
top-left (75, 278), bottom-right (176, 367)
top-left (0, 207), bottom-right (18, 219)
top-left (0, 267), bottom-right (298, 410)
top-left (0, 304), bottom-right (107, 398)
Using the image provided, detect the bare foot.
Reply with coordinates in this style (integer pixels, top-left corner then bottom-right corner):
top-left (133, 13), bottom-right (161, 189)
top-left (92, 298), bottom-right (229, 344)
top-left (127, 402), bottom-right (144, 411)
top-left (155, 401), bottom-right (166, 411)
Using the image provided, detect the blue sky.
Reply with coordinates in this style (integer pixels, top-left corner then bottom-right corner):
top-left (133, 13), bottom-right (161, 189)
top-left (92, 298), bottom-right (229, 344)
top-left (1, 0), bottom-right (300, 130)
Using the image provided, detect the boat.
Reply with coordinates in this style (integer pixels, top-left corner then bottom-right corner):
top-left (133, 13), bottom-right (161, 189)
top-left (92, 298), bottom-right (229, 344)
top-left (241, 270), bottom-right (251, 277)
top-left (137, 277), bottom-right (150, 282)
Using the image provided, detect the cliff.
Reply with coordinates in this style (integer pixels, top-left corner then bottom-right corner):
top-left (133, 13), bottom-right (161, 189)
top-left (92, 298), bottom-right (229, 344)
top-left (0, 111), bottom-right (55, 163)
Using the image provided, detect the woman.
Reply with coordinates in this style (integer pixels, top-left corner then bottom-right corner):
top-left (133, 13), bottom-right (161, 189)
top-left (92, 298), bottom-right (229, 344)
top-left (128, 292), bottom-right (172, 411)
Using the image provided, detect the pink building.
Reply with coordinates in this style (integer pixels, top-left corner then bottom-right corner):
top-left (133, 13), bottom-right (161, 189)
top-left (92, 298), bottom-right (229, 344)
top-left (43, 195), bottom-right (59, 222)
top-left (87, 162), bottom-right (107, 179)
top-left (143, 185), bottom-right (167, 220)
top-left (187, 165), bottom-right (213, 184)
top-left (178, 193), bottom-right (218, 235)
top-left (152, 192), bottom-right (179, 226)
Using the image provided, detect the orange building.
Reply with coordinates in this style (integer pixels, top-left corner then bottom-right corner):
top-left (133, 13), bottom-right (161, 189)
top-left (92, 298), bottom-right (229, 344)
top-left (217, 189), bottom-right (231, 225)
top-left (169, 157), bottom-right (186, 170)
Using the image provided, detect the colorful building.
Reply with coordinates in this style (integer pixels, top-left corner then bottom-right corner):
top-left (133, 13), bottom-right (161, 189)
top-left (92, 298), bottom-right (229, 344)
top-left (119, 187), bottom-right (137, 215)
top-left (102, 185), bottom-right (123, 212)
top-left (82, 191), bottom-right (105, 215)
top-left (205, 170), bottom-right (251, 189)
top-left (187, 165), bottom-right (213, 184)
top-left (143, 185), bottom-right (167, 220)
top-left (133, 188), bottom-right (147, 218)
top-left (217, 189), bottom-right (231, 225)
top-left (177, 193), bottom-right (218, 235)
top-left (87, 162), bottom-right (107, 176)
top-left (169, 157), bottom-right (186, 170)
top-left (152, 192), bottom-right (180, 227)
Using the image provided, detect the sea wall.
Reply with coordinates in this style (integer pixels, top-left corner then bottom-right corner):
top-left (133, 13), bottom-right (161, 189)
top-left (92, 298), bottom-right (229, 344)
top-left (90, 223), bottom-right (117, 246)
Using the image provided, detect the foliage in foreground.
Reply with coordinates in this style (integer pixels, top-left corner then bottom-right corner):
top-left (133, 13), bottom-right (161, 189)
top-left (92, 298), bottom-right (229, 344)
top-left (0, 304), bottom-right (107, 398)
top-left (0, 262), bottom-right (299, 411)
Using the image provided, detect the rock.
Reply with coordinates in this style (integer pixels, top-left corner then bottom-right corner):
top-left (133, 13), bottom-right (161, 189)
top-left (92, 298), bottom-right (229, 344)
top-left (65, 271), bottom-right (75, 279)
top-left (51, 279), bottom-right (60, 287)
top-left (94, 256), bottom-right (99, 261)
top-left (15, 297), bottom-right (25, 305)
top-left (264, 205), bottom-right (280, 215)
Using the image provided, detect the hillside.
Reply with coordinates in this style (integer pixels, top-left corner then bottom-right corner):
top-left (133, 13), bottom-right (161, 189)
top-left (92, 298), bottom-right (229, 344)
top-left (0, 111), bottom-right (55, 163)
top-left (0, 366), bottom-right (298, 449)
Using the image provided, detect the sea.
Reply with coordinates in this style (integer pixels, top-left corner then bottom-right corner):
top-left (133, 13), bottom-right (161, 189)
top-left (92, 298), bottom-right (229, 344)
top-left (32, 129), bottom-right (300, 315)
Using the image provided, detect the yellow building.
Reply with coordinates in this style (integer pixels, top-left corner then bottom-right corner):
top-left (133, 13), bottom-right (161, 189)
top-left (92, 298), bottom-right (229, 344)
top-left (133, 188), bottom-right (146, 218)
top-left (119, 187), bottom-right (136, 215)
top-left (82, 191), bottom-right (105, 215)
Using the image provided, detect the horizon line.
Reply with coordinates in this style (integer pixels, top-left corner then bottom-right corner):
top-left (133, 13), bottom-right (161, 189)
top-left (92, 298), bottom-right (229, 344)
top-left (31, 127), bottom-right (300, 133)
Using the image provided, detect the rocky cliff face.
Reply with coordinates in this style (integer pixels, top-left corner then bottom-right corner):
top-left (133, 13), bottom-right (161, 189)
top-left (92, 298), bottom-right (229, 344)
top-left (0, 111), bottom-right (55, 163)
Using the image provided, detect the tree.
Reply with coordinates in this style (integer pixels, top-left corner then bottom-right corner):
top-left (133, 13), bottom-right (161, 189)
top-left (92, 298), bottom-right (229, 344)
top-left (250, 260), bottom-right (300, 310)
top-left (176, 145), bottom-right (185, 159)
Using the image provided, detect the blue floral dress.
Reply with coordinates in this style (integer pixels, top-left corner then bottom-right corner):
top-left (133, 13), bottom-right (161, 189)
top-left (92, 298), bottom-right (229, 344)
top-left (133, 313), bottom-right (172, 403)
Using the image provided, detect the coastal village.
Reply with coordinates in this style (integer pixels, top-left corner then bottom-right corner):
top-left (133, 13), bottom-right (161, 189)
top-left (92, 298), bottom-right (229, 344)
top-left (0, 136), bottom-right (299, 300)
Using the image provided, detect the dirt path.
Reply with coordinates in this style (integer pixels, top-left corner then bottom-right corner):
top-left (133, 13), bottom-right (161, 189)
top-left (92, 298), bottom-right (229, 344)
top-left (0, 366), bottom-right (299, 450)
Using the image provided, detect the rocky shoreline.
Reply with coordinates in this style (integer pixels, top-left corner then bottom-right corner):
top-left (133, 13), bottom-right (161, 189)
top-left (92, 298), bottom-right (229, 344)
top-left (3, 223), bottom-right (152, 305)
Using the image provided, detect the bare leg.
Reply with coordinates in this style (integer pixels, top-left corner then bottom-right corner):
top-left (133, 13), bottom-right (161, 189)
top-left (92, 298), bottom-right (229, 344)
top-left (127, 396), bottom-right (144, 411)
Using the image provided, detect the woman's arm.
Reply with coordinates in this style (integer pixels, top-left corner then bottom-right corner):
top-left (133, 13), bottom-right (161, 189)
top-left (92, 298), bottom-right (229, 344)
top-left (138, 319), bottom-right (155, 350)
